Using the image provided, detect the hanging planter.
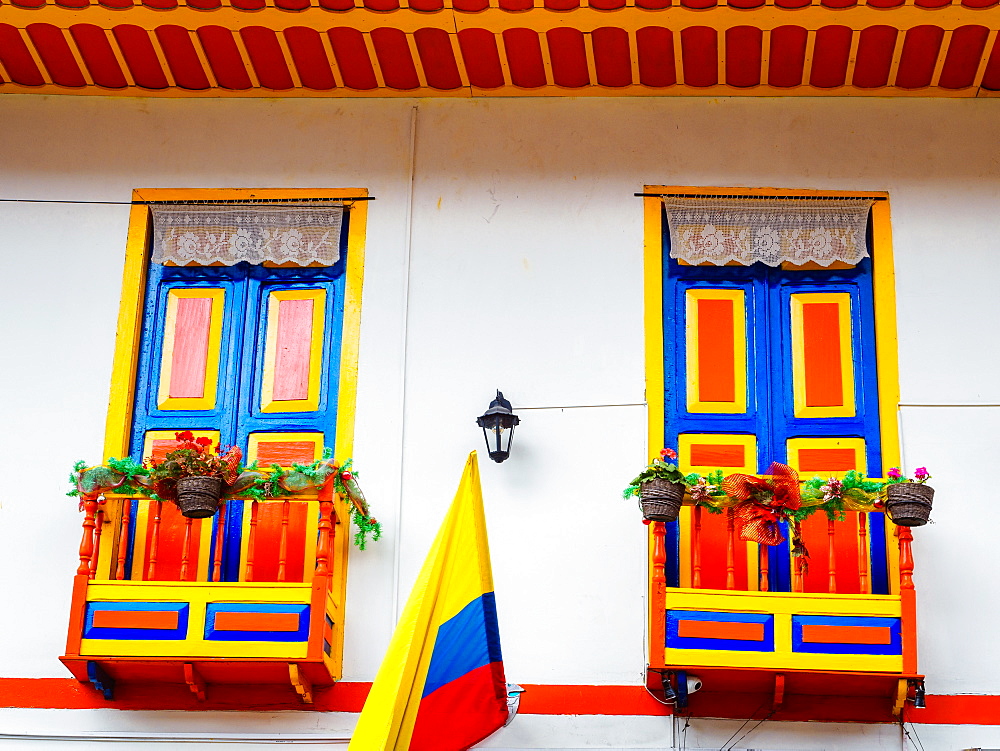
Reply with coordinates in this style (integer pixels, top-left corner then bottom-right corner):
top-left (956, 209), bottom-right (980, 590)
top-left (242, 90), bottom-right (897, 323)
top-left (885, 483), bottom-right (934, 527)
top-left (175, 476), bottom-right (224, 518)
top-left (639, 479), bottom-right (686, 522)
top-left (624, 448), bottom-right (691, 523)
top-left (882, 467), bottom-right (934, 527)
top-left (140, 432), bottom-right (242, 519)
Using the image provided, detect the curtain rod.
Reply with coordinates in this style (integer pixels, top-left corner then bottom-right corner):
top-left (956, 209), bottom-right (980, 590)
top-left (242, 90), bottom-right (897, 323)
top-left (636, 193), bottom-right (887, 200)
top-left (0, 197), bottom-right (374, 207)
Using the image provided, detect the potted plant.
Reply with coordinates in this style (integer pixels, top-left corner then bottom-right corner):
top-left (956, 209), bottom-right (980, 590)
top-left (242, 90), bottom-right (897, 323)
top-left (144, 431), bottom-right (243, 518)
top-left (881, 466), bottom-right (934, 527)
top-left (623, 448), bottom-right (690, 522)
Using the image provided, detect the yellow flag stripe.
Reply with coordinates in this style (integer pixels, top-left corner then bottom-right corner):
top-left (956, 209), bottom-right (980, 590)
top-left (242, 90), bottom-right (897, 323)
top-left (348, 452), bottom-right (493, 750)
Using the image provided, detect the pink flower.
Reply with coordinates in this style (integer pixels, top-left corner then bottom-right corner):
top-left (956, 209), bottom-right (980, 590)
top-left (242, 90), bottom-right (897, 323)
top-left (887, 467), bottom-right (902, 479)
top-left (661, 448), bottom-right (678, 461)
top-left (821, 477), bottom-right (843, 502)
top-left (914, 467), bottom-right (930, 482)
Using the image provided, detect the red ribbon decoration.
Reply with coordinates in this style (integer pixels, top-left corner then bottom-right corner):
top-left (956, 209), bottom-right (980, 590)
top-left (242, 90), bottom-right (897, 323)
top-left (722, 463), bottom-right (802, 547)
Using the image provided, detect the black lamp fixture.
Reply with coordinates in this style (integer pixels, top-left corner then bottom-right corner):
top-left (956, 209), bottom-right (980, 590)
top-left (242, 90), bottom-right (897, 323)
top-left (476, 391), bottom-right (520, 463)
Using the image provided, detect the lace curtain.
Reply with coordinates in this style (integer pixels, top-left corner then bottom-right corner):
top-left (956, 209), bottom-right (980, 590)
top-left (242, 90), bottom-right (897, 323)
top-left (663, 197), bottom-right (874, 267)
top-left (150, 204), bottom-right (344, 266)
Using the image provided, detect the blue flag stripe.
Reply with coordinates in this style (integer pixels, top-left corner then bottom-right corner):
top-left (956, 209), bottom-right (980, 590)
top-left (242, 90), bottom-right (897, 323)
top-left (422, 592), bottom-right (502, 698)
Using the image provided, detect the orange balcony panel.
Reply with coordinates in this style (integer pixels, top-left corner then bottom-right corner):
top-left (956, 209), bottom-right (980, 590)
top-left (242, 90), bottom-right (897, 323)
top-left (801, 624), bottom-right (893, 645)
top-left (214, 611), bottom-right (302, 632)
top-left (92, 610), bottom-right (179, 631)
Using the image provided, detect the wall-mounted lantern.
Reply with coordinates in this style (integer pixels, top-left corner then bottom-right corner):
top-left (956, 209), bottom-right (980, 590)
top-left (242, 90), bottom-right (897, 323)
top-left (476, 391), bottom-right (520, 463)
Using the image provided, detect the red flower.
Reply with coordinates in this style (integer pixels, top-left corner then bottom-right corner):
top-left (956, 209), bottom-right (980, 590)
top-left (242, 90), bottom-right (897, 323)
top-left (176, 430), bottom-right (195, 442)
top-left (341, 471), bottom-right (353, 481)
top-left (660, 448), bottom-right (678, 460)
top-left (195, 436), bottom-right (212, 447)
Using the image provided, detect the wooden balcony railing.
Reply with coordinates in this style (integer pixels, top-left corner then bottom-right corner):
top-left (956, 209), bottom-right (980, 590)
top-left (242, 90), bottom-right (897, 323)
top-left (63, 484), bottom-right (350, 703)
top-left (76, 492), bottom-right (338, 584)
top-left (648, 506), bottom-right (922, 720)
top-left (670, 506), bottom-right (893, 596)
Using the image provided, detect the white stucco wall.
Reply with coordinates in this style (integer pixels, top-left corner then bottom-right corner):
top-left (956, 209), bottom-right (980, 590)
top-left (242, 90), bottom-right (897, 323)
top-left (1, 93), bottom-right (999, 748)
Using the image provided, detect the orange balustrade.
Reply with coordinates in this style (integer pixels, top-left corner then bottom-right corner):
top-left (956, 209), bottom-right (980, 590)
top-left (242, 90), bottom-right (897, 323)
top-left (75, 493), bottom-right (337, 585)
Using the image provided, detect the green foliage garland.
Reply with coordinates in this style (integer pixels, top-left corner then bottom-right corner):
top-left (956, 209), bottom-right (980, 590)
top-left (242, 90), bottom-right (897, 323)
top-left (68, 448), bottom-right (382, 550)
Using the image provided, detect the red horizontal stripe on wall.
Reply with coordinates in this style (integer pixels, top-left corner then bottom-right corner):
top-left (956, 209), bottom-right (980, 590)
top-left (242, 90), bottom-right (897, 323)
top-left (798, 448), bottom-right (856, 472)
top-left (677, 619), bottom-right (764, 641)
top-left (689, 444), bottom-right (745, 467)
top-left (517, 685), bottom-right (670, 716)
top-left (801, 625), bottom-right (891, 645)
top-left (213, 612), bottom-right (300, 632)
top-left (91, 610), bottom-right (179, 630)
top-left (4, 679), bottom-right (1000, 723)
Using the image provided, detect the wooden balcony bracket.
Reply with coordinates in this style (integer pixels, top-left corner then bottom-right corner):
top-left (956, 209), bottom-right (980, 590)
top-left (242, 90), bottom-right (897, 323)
top-left (773, 673), bottom-right (785, 711)
top-left (183, 663), bottom-right (207, 701)
top-left (86, 661), bottom-right (115, 700)
top-left (289, 663), bottom-right (314, 704)
top-left (893, 678), bottom-right (908, 716)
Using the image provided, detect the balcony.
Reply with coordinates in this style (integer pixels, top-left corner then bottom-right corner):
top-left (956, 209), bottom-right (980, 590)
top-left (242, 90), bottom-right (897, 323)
top-left (61, 486), bottom-right (348, 704)
top-left (646, 504), bottom-right (923, 722)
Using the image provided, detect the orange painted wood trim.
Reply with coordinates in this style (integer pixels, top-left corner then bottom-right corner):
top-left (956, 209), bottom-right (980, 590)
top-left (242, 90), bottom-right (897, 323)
top-left (800, 625), bottom-right (892, 645)
top-left (91, 610), bottom-right (180, 631)
top-left (677, 619), bottom-right (766, 641)
top-left (689, 443), bottom-right (745, 467)
top-left (63, 576), bottom-right (90, 658)
top-left (801, 302), bottom-right (845, 407)
top-left (255, 441), bottom-right (318, 466)
top-left (272, 298), bottom-right (315, 402)
top-left (898, 526), bottom-right (919, 674)
top-left (213, 612), bottom-right (300, 632)
top-left (696, 297), bottom-right (736, 403)
top-left (307, 576), bottom-right (330, 664)
top-left (149, 439), bottom-right (181, 463)
top-left (648, 522), bottom-right (667, 670)
top-left (798, 448), bottom-right (858, 472)
top-left (169, 296), bottom-right (214, 399)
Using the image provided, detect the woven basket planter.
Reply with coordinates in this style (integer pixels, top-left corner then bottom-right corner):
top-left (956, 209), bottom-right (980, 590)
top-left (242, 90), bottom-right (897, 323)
top-left (175, 476), bottom-right (224, 519)
top-left (885, 483), bottom-right (934, 527)
top-left (639, 479), bottom-right (685, 522)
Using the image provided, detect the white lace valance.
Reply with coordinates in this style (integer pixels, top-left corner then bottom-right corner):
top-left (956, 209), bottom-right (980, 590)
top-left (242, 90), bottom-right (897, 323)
top-left (663, 197), bottom-right (874, 267)
top-left (150, 204), bottom-right (344, 266)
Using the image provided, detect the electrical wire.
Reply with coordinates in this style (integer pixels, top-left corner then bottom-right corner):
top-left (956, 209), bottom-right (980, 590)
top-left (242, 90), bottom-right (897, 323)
top-left (716, 700), bottom-right (770, 751)
top-left (0, 197), bottom-right (373, 206)
top-left (643, 683), bottom-right (674, 707)
top-left (635, 193), bottom-right (887, 201)
top-left (900, 715), bottom-right (926, 751)
top-left (723, 708), bottom-right (776, 751)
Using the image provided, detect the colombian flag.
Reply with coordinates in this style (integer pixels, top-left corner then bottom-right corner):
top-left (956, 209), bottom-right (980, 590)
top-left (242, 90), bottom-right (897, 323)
top-left (349, 452), bottom-right (508, 751)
